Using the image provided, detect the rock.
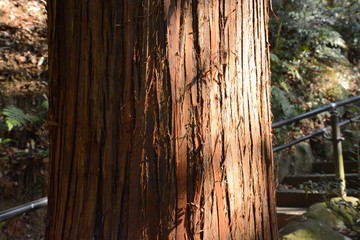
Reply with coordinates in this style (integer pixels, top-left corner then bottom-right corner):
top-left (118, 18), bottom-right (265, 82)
top-left (321, 141), bottom-right (333, 161)
top-left (329, 197), bottom-right (360, 231)
top-left (305, 202), bottom-right (346, 229)
top-left (279, 218), bottom-right (346, 240)
top-left (275, 142), bottom-right (314, 181)
top-left (294, 142), bottom-right (314, 174)
top-left (275, 150), bottom-right (292, 182)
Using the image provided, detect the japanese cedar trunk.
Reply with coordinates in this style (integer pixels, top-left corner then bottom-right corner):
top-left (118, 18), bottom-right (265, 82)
top-left (46, 0), bottom-right (278, 239)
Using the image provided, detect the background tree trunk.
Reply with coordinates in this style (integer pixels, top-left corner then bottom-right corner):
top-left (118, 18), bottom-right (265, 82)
top-left (46, 0), bottom-right (278, 239)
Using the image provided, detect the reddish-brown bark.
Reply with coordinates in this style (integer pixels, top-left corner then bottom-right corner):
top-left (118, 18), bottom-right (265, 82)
top-left (46, 0), bottom-right (278, 239)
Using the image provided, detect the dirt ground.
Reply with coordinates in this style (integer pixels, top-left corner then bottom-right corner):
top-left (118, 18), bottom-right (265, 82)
top-left (0, 0), bottom-right (48, 239)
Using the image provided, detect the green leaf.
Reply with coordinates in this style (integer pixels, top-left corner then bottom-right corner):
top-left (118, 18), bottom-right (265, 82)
top-left (2, 106), bottom-right (39, 131)
top-left (42, 100), bottom-right (49, 111)
top-left (0, 138), bottom-right (13, 144)
top-left (270, 53), bottom-right (281, 64)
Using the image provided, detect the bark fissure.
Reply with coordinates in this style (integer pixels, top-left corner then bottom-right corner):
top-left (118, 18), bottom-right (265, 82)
top-left (46, 0), bottom-right (278, 239)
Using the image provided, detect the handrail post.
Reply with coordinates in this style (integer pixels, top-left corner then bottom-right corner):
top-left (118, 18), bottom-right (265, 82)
top-left (330, 109), bottom-right (346, 196)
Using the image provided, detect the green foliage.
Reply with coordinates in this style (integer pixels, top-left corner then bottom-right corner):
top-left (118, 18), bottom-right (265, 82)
top-left (270, 0), bottom-right (360, 161)
top-left (0, 138), bottom-right (13, 145)
top-left (0, 221), bottom-right (6, 230)
top-left (330, 0), bottom-right (360, 64)
top-left (269, 0), bottom-right (360, 107)
top-left (271, 86), bottom-right (297, 122)
top-left (41, 99), bottom-right (48, 111)
top-left (2, 106), bottom-right (39, 131)
top-left (301, 177), bottom-right (344, 196)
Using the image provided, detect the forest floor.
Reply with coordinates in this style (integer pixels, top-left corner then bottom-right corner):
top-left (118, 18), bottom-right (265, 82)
top-left (0, 0), bottom-right (48, 239)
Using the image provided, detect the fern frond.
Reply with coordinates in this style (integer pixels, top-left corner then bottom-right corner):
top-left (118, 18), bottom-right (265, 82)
top-left (2, 106), bottom-right (39, 131)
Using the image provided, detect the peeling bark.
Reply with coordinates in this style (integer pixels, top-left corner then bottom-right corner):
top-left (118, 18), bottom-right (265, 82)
top-left (46, 0), bottom-right (278, 239)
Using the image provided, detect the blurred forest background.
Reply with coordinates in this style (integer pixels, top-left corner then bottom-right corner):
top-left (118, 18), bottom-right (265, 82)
top-left (0, 0), bottom-right (359, 239)
top-left (270, 0), bottom-right (360, 183)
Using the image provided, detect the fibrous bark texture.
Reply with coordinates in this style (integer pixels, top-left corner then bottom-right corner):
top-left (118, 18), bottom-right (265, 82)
top-left (46, 0), bottom-right (278, 239)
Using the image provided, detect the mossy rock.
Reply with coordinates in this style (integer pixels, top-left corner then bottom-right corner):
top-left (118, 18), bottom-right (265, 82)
top-left (305, 202), bottom-right (346, 229)
top-left (328, 197), bottom-right (360, 231)
top-left (279, 219), bottom-right (346, 240)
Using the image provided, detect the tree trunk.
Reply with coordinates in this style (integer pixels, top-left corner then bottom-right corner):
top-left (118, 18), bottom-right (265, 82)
top-left (46, 0), bottom-right (278, 239)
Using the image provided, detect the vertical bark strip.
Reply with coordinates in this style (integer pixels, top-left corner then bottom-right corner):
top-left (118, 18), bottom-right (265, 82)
top-left (46, 0), bottom-right (278, 239)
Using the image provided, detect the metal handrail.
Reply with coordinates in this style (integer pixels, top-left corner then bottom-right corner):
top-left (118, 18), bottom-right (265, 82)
top-left (272, 95), bottom-right (360, 128)
top-left (273, 95), bottom-right (360, 152)
top-left (273, 127), bottom-right (330, 153)
top-left (273, 95), bottom-right (360, 196)
top-left (0, 197), bottom-right (47, 222)
top-left (273, 115), bottom-right (360, 152)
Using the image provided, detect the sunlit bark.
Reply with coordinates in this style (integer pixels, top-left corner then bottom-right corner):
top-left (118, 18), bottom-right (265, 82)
top-left (46, 0), bottom-right (278, 239)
